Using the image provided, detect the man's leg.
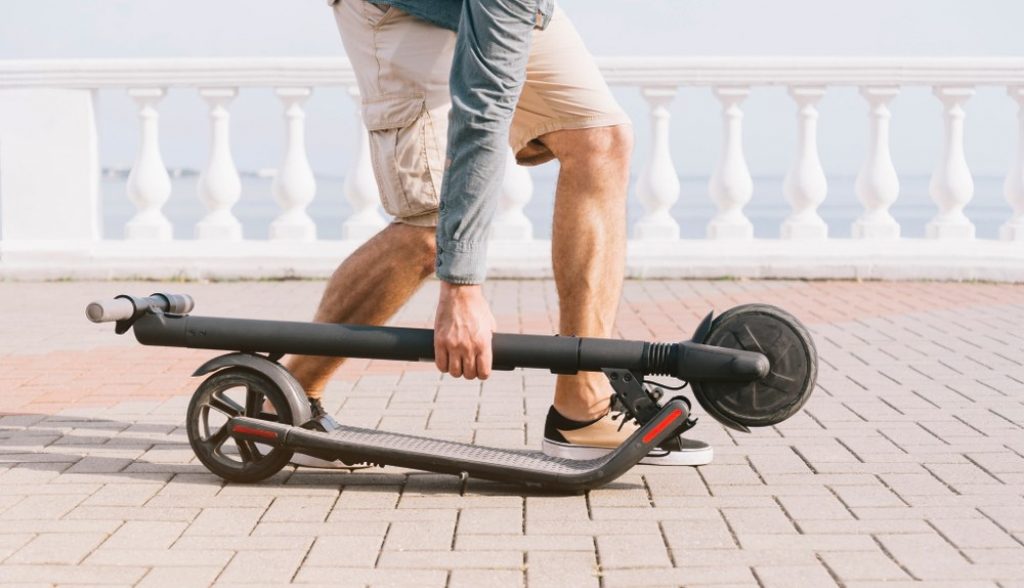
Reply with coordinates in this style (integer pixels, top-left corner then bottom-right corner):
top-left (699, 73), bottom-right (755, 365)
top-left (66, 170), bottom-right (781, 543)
top-left (285, 223), bottom-right (435, 398)
top-left (288, 1), bottom-right (455, 400)
top-left (514, 7), bottom-right (712, 465)
top-left (541, 125), bottom-right (633, 421)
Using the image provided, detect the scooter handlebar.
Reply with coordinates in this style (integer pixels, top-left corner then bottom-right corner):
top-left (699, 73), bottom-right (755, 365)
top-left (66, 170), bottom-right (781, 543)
top-left (86, 298), bottom-right (136, 323)
top-left (86, 293), bottom-right (194, 324)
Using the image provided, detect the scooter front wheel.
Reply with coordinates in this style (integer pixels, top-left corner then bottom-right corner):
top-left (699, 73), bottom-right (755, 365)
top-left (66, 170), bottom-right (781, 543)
top-left (186, 367), bottom-right (295, 482)
top-left (690, 304), bottom-right (817, 429)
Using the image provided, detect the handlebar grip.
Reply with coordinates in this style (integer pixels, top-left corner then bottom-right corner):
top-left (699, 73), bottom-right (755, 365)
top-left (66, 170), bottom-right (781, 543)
top-left (86, 298), bottom-right (136, 323)
top-left (85, 293), bottom-right (195, 324)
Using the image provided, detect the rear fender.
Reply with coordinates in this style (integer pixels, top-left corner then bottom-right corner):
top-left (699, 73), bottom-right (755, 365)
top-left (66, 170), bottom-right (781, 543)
top-left (192, 352), bottom-right (312, 424)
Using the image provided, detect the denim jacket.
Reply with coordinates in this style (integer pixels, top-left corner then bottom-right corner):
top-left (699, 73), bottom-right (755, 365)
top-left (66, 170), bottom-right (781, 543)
top-left (369, 0), bottom-right (554, 284)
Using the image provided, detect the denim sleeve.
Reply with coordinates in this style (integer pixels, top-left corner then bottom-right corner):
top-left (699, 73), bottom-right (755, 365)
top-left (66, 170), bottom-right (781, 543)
top-left (435, 0), bottom-right (539, 285)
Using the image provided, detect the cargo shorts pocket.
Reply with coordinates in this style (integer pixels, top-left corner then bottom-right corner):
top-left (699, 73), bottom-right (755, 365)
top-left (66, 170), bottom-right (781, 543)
top-left (362, 94), bottom-right (443, 220)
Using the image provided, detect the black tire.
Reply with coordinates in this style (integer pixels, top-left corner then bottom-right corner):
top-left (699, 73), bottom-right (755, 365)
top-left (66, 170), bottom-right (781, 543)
top-left (186, 367), bottom-right (295, 483)
top-left (690, 304), bottom-right (817, 428)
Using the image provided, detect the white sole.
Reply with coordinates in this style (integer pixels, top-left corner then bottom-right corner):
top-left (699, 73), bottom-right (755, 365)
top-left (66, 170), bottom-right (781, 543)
top-left (289, 452), bottom-right (373, 470)
top-left (541, 439), bottom-right (713, 467)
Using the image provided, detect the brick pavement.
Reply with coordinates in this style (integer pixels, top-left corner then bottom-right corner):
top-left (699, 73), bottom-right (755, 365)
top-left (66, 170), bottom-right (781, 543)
top-left (0, 279), bottom-right (1022, 587)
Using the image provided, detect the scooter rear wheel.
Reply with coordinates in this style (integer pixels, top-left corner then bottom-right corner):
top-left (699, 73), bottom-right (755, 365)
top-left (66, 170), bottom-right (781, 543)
top-left (690, 304), bottom-right (817, 429)
top-left (186, 367), bottom-right (294, 482)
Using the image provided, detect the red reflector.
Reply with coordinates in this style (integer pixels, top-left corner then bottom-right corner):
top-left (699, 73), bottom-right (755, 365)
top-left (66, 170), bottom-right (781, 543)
top-left (232, 424), bottom-right (278, 441)
top-left (643, 409), bottom-right (683, 444)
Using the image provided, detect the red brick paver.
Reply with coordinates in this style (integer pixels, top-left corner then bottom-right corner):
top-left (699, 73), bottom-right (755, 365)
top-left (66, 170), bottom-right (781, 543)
top-left (1, 279), bottom-right (1023, 587)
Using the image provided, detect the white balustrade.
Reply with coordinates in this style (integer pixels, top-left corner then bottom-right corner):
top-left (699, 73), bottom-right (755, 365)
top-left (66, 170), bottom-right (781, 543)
top-left (707, 86), bottom-right (754, 240)
top-left (1002, 86), bottom-right (1024, 241)
top-left (270, 87), bottom-right (317, 241)
top-left (927, 86), bottom-right (976, 240)
top-left (853, 86), bottom-right (901, 239)
top-left (492, 148), bottom-right (534, 240)
top-left (196, 87), bottom-right (243, 241)
top-left (782, 86), bottom-right (828, 239)
top-left (342, 88), bottom-right (387, 241)
top-left (124, 88), bottom-right (172, 240)
top-left (633, 86), bottom-right (681, 240)
top-left (3, 57), bottom-right (1024, 281)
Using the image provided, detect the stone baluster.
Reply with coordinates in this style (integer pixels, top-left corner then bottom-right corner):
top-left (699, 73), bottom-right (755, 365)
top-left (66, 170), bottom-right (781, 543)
top-left (124, 88), bottom-right (172, 240)
top-left (853, 86), bottom-right (901, 239)
top-left (343, 87), bottom-right (386, 241)
top-left (634, 87), bottom-right (680, 240)
top-left (1002, 86), bottom-right (1024, 241)
top-left (491, 148), bottom-right (534, 240)
top-left (707, 86), bottom-right (754, 240)
top-left (927, 86), bottom-right (975, 239)
top-left (196, 88), bottom-right (243, 240)
top-left (270, 87), bottom-right (317, 241)
top-left (782, 86), bottom-right (828, 239)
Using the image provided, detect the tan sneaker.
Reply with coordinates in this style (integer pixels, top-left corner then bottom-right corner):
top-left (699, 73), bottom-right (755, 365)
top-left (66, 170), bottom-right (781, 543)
top-left (541, 406), bottom-right (713, 466)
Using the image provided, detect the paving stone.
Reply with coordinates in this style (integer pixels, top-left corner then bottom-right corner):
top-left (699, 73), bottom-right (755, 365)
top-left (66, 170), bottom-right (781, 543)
top-left (830, 484), bottom-right (906, 508)
top-left (457, 507), bottom-right (524, 535)
top-left (818, 550), bottom-right (911, 581)
top-left (377, 549), bottom-right (522, 570)
top-left (261, 495), bottom-right (336, 523)
top-left (137, 566), bottom-right (222, 587)
top-left (455, 534), bottom-right (593, 552)
top-left (0, 564), bottom-right (148, 584)
top-left (0, 494), bottom-right (87, 520)
top-left (754, 563), bottom-right (839, 587)
top-left (526, 550), bottom-right (598, 588)
top-left (65, 505), bottom-right (198, 522)
top-left (874, 532), bottom-right (973, 580)
top-left (595, 533), bottom-right (672, 569)
top-left (721, 507), bottom-right (798, 535)
top-left (601, 566), bottom-right (756, 587)
top-left (84, 548), bottom-right (233, 567)
top-left (661, 517), bottom-right (736, 550)
top-left (181, 507), bottom-right (264, 535)
top-left (81, 483), bottom-right (163, 507)
top-left (292, 567), bottom-right (448, 586)
top-left (252, 521), bottom-right (389, 537)
top-left (6, 533), bottom-right (108, 565)
top-left (383, 516), bottom-right (457, 551)
top-left (448, 569), bottom-right (523, 588)
top-left (102, 521), bottom-right (187, 550)
top-left (172, 535), bottom-right (315, 552)
top-left (929, 517), bottom-right (1021, 549)
top-left (216, 549), bottom-right (308, 583)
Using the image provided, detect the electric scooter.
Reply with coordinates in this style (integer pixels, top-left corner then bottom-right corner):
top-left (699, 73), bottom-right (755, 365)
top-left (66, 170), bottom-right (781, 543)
top-left (87, 293), bottom-right (817, 491)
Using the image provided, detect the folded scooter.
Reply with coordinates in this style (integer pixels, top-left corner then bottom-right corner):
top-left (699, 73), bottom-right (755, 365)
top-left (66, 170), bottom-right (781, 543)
top-left (87, 293), bottom-right (817, 491)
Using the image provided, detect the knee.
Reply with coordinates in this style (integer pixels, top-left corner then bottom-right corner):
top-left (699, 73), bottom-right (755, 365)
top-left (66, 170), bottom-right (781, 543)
top-left (556, 124), bottom-right (634, 168)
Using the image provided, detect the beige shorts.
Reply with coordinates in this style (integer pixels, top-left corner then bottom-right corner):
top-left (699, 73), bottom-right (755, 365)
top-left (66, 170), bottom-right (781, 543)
top-left (332, 0), bottom-right (630, 227)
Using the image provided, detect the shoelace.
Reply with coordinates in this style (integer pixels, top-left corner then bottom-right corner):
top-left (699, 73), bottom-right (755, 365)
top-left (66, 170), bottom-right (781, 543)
top-left (608, 392), bottom-right (637, 433)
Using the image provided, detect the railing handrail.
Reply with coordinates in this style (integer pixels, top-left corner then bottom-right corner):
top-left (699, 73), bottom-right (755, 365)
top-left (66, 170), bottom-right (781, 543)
top-left (3, 56), bottom-right (1024, 89)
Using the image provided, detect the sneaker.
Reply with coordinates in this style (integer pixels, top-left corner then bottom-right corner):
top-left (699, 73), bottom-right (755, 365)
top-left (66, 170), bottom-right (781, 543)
top-left (541, 406), bottom-right (713, 466)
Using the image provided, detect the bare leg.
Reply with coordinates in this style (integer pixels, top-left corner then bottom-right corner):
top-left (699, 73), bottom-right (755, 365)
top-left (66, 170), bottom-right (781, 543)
top-left (537, 124), bottom-right (633, 421)
top-left (286, 223), bottom-right (436, 398)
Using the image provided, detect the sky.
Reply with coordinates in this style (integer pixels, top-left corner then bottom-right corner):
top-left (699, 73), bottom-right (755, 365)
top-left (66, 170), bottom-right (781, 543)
top-left (1, 0), bottom-right (1022, 179)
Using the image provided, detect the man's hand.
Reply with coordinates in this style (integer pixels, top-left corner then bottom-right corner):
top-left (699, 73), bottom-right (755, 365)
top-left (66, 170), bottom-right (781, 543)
top-left (434, 282), bottom-right (496, 380)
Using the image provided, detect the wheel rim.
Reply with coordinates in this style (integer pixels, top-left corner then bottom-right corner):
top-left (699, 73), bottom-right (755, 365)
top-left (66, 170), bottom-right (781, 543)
top-left (190, 371), bottom-right (290, 475)
top-left (694, 308), bottom-right (816, 427)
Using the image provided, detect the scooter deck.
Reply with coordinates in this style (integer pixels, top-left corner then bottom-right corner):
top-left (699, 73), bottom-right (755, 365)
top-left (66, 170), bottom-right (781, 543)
top-left (229, 399), bottom-right (689, 491)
